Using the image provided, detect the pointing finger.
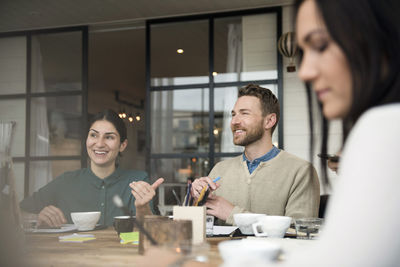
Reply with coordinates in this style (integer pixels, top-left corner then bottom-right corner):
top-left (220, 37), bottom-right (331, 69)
top-left (151, 178), bottom-right (164, 190)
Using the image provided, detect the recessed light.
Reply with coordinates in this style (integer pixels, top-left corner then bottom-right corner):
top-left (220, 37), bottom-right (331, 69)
top-left (177, 49), bottom-right (184, 54)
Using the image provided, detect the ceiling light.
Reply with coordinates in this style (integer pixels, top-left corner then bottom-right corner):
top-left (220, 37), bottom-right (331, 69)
top-left (121, 111), bottom-right (127, 119)
top-left (212, 72), bottom-right (218, 76)
top-left (177, 49), bottom-right (184, 54)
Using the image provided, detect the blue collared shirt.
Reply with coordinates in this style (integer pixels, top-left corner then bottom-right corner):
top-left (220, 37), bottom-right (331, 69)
top-left (243, 146), bottom-right (281, 174)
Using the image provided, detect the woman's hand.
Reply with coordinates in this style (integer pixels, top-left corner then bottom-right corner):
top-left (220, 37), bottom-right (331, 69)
top-left (130, 178), bottom-right (164, 208)
top-left (37, 205), bottom-right (67, 228)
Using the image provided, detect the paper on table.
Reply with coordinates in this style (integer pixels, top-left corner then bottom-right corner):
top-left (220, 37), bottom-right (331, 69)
top-left (31, 224), bottom-right (77, 233)
top-left (212, 226), bottom-right (238, 236)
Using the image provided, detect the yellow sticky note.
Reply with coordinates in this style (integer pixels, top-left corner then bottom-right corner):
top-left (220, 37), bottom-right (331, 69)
top-left (120, 231), bottom-right (139, 245)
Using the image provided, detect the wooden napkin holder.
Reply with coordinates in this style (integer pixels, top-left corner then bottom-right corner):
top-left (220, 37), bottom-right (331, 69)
top-left (138, 215), bottom-right (192, 255)
top-left (173, 206), bottom-right (206, 244)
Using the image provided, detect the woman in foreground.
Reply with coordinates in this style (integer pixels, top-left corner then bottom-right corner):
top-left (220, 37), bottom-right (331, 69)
top-left (281, 0), bottom-right (400, 266)
top-left (138, 0), bottom-right (400, 265)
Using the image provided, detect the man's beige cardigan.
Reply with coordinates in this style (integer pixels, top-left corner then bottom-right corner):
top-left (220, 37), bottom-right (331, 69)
top-left (209, 150), bottom-right (320, 225)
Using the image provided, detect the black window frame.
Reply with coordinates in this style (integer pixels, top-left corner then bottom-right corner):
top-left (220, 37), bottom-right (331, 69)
top-left (145, 7), bottom-right (283, 177)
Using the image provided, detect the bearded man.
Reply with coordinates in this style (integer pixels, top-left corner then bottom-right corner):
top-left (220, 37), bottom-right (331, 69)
top-left (191, 84), bottom-right (320, 225)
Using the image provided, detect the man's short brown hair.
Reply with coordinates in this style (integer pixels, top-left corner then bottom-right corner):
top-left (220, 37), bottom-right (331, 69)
top-left (238, 83), bottom-right (280, 134)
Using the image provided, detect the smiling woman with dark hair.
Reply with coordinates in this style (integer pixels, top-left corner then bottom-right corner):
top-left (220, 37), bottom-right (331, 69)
top-left (20, 109), bottom-right (164, 227)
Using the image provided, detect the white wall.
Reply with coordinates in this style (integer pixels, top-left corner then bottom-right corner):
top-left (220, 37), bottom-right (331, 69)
top-left (242, 13), bottom-right (277, 73)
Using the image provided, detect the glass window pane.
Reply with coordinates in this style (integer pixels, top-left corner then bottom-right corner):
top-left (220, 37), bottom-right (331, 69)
top-left (30, 96), bottom-right (82, 156)
top-left (214, 13), bottom-right (277, 83)
top-left (214, 84), bottom-right (279, 153)
top-left (150, 158), bottom-right (209, 184)
top-left (150, 20), bottom-right (209, 86)
top-left (151, 88), bottom-right (209, 153)
top-left (10, 162), bottom-right (25, 202)
top-left (0, 99), bottom-right (26, 157)
top-left (0, 36), bottom-right (26, 95)
top-left (31, 31), bottom-right (82, 92)
top-left (29, 160), bottom-right (81, 195)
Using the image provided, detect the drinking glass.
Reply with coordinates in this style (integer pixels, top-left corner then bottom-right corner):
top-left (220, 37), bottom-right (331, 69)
top-left (294, 218), bottom-right (323, 239)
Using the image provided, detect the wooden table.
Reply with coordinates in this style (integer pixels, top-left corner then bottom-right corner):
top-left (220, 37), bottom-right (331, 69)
top-left (24, 227), bottom-right (231, 266)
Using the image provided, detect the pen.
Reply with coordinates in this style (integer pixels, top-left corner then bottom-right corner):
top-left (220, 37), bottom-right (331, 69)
top-left (212, 176), bottom-right (221, 183)
top-left (184, 180), bottom-right (192, 206)
top-left (194, 186), bottom-right (207, 206)
top-left (189, 192), bottom-right (194, 206)
top-left (172, 189), bottom-right (181, 206)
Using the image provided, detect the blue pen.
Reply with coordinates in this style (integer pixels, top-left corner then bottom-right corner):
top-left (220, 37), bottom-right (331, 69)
top-left (184, 182), bottom-right (192, 206)
top-left (206, 176), bottom-right (221, 191)
top-left (212, 176), bottom-right (221, 183)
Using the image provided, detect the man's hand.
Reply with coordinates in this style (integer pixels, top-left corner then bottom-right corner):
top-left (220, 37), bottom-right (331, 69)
top-left (37, 205), bottom-right (67, 228)
top-left (130, 178), bottom-right (164, 208)
top-left (205, 194), bottom-right (234, 221)
top-left (327, 159), bottom-right (339, 173)
top-left (191, 177), bottom-right (220, 198)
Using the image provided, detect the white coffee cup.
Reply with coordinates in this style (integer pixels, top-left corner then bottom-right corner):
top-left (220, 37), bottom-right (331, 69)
top-left (233, 213), bottom-right (267, 235)
top-left (252, 216), bottom-right (292, 238)
top-left (71, 211), bottom-right (101, 231)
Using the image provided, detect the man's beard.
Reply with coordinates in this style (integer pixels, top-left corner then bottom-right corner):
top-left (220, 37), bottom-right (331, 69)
top-left (232, 122), bottom-right (264, 146)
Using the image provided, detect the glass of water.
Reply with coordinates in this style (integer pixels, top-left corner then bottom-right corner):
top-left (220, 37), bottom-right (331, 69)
top-left (205, 215), bottom-right (214, 236)
top-left (295, 218), bottom-right (324, 239)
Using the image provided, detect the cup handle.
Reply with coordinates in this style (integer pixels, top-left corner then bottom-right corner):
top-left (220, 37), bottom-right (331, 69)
top-left (252, 222), bottom-right (268, 237)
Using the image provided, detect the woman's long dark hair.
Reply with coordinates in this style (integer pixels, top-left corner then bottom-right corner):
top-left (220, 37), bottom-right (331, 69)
top-left (295, 0), bottom-right (400, 187)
